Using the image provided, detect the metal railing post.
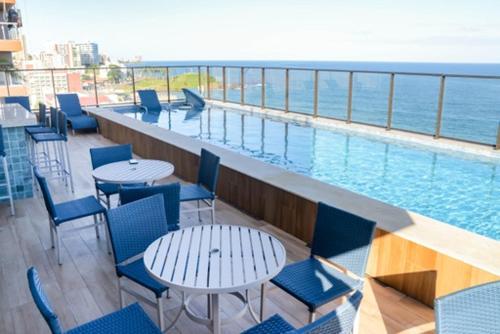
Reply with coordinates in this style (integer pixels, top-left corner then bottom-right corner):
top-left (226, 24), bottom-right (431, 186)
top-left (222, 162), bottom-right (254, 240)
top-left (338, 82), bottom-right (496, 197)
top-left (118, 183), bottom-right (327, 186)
top-left (222, 66), bottom-right (227, 102)
top-left (435, 75), bottom-right (446, 138)
top-left (240, 67), bottom-right (245, 105)
top-left (313, 70), bottom-right (319, 117)
top-left (50, 69), bottom-right (58, 108)
top-left (386, 73), bottom-right (395, 130)
top-left (197, 66), bottom-right (202, 94)
top-left (131, 68), bottom-right (137, 105)
top-left (285, 69), bottom-right (289, 112)
top-left (5, 71), bottom-right (10, 96)
top-left (261, 68), bottom-right (265, 109)
top-left (92, 67), bottom-right (99, 107)
top-left (496, 122), bottom-right (500, 150)
top-left (166, 67), bottom-right (171, 102)
top-left (207, 67), bottom-right (211, 100)
top-left (347, 72), bottom-right (353, 123)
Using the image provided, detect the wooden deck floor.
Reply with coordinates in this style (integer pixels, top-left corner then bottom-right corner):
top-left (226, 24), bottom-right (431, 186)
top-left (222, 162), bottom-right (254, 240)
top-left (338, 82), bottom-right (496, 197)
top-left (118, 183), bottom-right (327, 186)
top-left (0, 133), bottom-right (435, 334)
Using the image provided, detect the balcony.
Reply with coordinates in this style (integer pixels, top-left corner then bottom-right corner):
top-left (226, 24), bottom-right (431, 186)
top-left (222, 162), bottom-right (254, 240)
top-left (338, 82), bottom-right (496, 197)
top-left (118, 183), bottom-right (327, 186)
top-left (0, 22), bottom-right (22, 52)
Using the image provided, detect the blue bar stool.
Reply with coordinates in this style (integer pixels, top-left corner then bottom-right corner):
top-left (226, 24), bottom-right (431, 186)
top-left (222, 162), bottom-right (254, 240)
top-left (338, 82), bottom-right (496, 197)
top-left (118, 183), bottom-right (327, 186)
top-left (0, 125), bottom-right (15, 215)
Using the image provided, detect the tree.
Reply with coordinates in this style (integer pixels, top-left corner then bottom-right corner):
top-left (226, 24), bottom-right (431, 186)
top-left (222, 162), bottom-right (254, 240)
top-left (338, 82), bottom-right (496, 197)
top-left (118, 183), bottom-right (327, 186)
top-left (107, 65), bottom-right (123, 84)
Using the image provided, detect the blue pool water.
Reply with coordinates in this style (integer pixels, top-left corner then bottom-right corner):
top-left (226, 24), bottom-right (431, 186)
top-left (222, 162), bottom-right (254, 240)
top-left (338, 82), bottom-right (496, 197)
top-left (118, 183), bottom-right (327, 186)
top-left (113, 105), bottom-right (500, 240)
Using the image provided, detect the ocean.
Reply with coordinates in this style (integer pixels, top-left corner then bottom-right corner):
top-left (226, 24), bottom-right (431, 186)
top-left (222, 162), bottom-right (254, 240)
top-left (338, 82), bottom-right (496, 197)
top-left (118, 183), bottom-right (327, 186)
top-left (132, 61), bottom-right (500, 145)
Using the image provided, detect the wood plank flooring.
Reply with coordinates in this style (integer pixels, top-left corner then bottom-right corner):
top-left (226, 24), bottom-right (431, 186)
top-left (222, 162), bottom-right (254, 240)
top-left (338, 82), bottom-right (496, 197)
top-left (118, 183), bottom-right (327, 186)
top-left (0, 133), bottom-right (435, 333)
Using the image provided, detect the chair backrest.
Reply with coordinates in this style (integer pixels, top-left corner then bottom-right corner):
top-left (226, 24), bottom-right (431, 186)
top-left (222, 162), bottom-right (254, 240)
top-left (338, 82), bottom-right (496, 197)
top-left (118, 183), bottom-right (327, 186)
top-left (311, 202), bottom-right (376, 278)
top-left (294, 291), bottom-right (363, 334)
top-left (50, 107), bottom-right (58, 131)
top-left (138, 89), bottom-right (162, 112)
top-left (58, 112), bottom-right (67, 138)
top-left (120, 183), bottom-right (180, 231)
top-left (89, 144), bottom-right (133, 170)
top-left (56, 93), bottom-right (82, 117)
top-left (435, 281), bottom-right (500, 333)
top-left (27, 267), bottom-right (64, 334)
top-left (197, 148), bottom-right (220, 193)
top-left (33, 167), bottom-right (57, 220)
top-left (39, 103), bottom-right (47, 126)
top-left (0, 125), bottom-right (5, 157)
top-left (182, 88), bottom-right (205, 109)
top-left (106, 194), bottom-right (168, 264)
top-left (5, 95), bottom-right (31, 111)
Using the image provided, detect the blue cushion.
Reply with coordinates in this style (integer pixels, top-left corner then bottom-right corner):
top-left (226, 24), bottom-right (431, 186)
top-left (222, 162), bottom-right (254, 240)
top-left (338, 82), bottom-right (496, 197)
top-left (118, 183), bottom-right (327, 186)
top-left (117, 258), bottom-right (168, 298)
top-left (179, 184), bottom-right (214, 201)
top-left (241, 314), bottom-right (295, 334)
top-left (57, 93), bottom-right (83, 117)
top-left (66, 303), bottom-right (162, 334)
top-left (31, 132), bottom-right (65, 143)
top-left (25, 126), bottom-right (55, 135)
top-left (67, 115), bottom-right (98, 130)
top-left (271, 258), bottom-right (362, 311)
top-left (54, 196), bottom-right (106, 225)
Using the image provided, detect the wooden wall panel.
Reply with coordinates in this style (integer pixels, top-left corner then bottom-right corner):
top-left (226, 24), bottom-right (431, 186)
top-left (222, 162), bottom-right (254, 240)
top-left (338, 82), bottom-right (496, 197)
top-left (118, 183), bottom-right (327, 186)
top-left (95, 114), bottom-right (499, 307)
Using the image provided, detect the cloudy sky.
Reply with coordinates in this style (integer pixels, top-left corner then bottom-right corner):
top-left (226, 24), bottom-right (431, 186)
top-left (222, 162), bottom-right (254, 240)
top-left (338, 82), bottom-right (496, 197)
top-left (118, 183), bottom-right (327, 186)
top-left (17, 0), bottom-right (500, 62)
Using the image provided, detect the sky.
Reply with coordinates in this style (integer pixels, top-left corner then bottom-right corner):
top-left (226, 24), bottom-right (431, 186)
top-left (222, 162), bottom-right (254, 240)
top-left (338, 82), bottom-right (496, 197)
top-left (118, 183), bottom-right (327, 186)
top-left (16, 0), bottom-right (500, 63)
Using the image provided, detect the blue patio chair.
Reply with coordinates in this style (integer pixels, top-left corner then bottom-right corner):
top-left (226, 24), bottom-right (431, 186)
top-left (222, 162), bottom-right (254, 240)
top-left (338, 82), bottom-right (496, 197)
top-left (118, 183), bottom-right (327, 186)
top-left (33, 167), bottom-right (106, 264)
top-left (180, 148), bottom-right (220, 224)
top-left (89, 144), bottom-right (144, 208)
top-left (182, 88), bottom-right (205, 109)
top-left (25, 103), bottom-right (51, 133)
top-left (263, 202), bottom-right (376, 323)
top-left (138, 89), bottom-right (168, 113)
top-left (56, 93), bottom-right (98, 134)
top-left (105, 194), bottom-right (170, 330)
top-left (0, 125), bottom-right (15, 215)
top-left (434, 280), bottom-right (500, 333)
top-left (31, 111), bottom-right (74, 192)
top-left (5, 95), bottom-right (31, 111)
top-left (27, 267), bottom-right (162, 334)
top-left (243, 290), bottom-right (363, 334)
top-left (119, 182), bottom-right (181, 231)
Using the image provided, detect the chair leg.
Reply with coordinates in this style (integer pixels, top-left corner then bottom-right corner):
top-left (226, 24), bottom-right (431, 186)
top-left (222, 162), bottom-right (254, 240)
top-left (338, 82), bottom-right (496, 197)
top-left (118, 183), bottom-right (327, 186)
top-left (55, 226), bottom-right (62, 265)
top-left (106, 195), bottom-right (111, 209)
top-left (197, 200), bottom-right (201, 222)
top-left (117, 277), bottom-right (125, 308)
top-left (207, 294), bottom-right (212, 319)
top-left (49, 216), bottom-right (55, 249)
top-left (353, 307), bottom-right (361, 334)
top-left (63, 142), bottom-right (74, 193)
top-left (210, 199), bottom-right (216, 224)
top-left (2, 157), bottom-right (15, 216)
top-left (157, 296), bottom-right (165, 331)
top-left (260, 283), bottom-right (266, 322)
top-left (309, 311), bottom-right (316, 323)
top-left (93, 214), bottom-right (100, 239)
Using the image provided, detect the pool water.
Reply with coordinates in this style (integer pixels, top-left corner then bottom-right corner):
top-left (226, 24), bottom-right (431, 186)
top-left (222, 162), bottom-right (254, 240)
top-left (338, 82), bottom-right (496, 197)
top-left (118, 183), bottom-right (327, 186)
top-left (113, 105), bottom-right (500, 241)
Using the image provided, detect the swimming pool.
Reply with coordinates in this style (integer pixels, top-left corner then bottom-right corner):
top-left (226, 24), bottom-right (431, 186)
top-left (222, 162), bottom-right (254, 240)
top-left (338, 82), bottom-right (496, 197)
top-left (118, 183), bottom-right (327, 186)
top-left (112, 104), bottom-right (500, 241)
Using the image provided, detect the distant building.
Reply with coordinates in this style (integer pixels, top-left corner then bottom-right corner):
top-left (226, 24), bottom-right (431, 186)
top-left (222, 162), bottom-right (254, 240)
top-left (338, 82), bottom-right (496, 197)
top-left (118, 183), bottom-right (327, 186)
top-left (75, 42), bottom-right (99, 66)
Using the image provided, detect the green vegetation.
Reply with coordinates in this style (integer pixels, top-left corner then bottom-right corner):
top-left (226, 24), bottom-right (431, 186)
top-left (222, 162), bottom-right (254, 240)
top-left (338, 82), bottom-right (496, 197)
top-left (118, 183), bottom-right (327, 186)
top-left (116, 72), bottom-right (220, 92)
top-left (107, 65), bottom-right (123, 84)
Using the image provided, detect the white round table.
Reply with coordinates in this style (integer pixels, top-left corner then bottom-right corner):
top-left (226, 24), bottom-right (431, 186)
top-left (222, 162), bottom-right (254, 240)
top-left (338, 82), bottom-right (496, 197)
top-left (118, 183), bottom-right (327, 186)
top-left (144, 224), bottom-right (286, 334)
top-left (92, 159), bottom-right (174, 184)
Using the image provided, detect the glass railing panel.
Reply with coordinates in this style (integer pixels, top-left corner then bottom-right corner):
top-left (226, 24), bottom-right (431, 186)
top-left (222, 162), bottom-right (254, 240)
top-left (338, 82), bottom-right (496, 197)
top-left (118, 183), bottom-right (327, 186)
top-left (243, 68), bottom-right (261, 106)
top-left (97, 66), bottom-right (134, 105)
top-left (6, 70), bottom-right (55, 108)
top-left (226, 67), bottom-right (241, 103)
top-left (441, 77), bottom-right (500, 145)
top-left (351, 73), bottom-right (390, 127)
top-left (289, 70), bottom-right (314, 115)
top-left (209, 67), bottom-right (223, 100)
top-left (263, 118), bottom-right (287, 162)
top-left (52, 69), bottom-right (98, 107)
top-left (169, 67), bottom-right (199, 100)
top-left (265, 69), bottom-right (285, 110)
top-left (392, 75), bottom-right (440, 135)
top-left (133, 67), bottom-right (168, 102)
top-left (317, 71), bottom-right (349, 120)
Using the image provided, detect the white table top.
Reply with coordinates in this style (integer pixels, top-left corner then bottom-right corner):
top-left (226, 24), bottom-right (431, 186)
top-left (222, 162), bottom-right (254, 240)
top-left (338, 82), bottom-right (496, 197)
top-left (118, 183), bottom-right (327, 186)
top-left (92, 159), bottom-right (174, 184)
top-left (144, 224), bottom-right (287, 294)
top-left (0, 103), bottom-right (37, 128)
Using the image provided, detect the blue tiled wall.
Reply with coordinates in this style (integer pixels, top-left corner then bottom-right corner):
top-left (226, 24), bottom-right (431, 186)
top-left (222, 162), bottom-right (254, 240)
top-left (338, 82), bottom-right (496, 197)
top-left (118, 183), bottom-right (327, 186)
top-left (0, 127), bottom-right (33, 200)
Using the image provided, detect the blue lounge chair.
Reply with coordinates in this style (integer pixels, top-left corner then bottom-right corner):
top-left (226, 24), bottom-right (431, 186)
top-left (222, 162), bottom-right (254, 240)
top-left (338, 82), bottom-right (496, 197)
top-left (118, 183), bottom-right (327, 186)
top-left (138, 89), bottom-right (168, 113)
top-left (27, 267), bottom-right (162, 334)
top-left (33, 167), bottom-right (106, 264)
top-left (5, 95), bottom-right (31, 111)
top-left (56, 93), bottom-right (98, 133)
top-left (179, 148), bottom-right (220, 223)
top-left (263, 202), bottom-right (376, 323)
top-left (182, 88), bottom-right (205, 109)
top-left (435, 280), bottom-right (500, 333)
top-left (89, 144), bottom-right (144, 208)
top-left (119, 182), bottom-right (181, 231)
top-left (243, 291), bottom-right (363, 334)
top-left (105, 194), bottom-right (170, 330)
